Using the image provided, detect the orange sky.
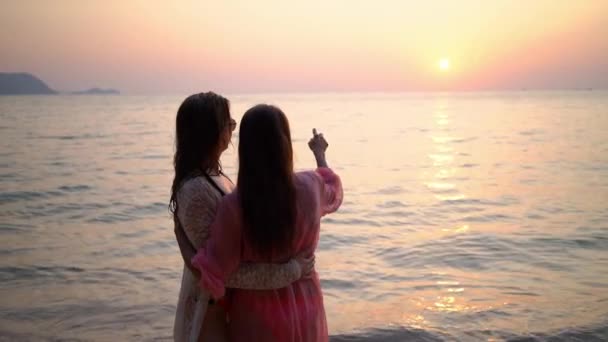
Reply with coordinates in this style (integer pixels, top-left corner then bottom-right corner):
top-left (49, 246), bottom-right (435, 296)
top-left (2, 0), bottom-right (607, 93)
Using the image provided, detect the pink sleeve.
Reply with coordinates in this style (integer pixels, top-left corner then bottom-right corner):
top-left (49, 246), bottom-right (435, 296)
top-left (190, 196), bottom-right (242, 299)
top-left (315, 167), bottom-right (343, 216)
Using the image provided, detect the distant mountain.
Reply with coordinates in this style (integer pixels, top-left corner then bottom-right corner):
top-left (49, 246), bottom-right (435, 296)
top-left (71, 87), bottom-right (120, 95)
top-left (0, 72), bottom-right (57, 95)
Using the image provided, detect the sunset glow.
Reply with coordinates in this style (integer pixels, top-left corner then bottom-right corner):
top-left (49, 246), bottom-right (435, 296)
top-left (1, 1), bottom-right (607, 93)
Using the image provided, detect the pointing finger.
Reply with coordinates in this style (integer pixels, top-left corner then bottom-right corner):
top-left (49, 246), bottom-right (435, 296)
top-left (312, 128), bottom-right (318, 137)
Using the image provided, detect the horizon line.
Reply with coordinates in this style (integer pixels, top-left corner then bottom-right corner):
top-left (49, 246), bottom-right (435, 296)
top-left (56, 87), bottom-right (608, 96)
top-left (2, 88), bottom-right (607, 97)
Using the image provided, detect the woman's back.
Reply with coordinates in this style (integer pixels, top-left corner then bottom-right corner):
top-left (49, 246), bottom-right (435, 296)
top-left (192, 168), bottom-right (342, 341)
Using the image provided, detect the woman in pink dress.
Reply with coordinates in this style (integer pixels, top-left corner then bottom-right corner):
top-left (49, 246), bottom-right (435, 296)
top-left (190, 104), bottom-right (343, 341)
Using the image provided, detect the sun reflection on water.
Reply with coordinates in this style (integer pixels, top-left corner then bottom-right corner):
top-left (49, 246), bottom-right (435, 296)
top-left (441, 225), bottom-right (470, 233)
top-left (427, 101), bottom-right (469, 204)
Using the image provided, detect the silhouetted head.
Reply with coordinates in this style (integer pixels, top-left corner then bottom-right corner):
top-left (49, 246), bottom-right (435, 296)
top-left (169, 92), bottom-right (235, 216)
top-left (238, 104), bottom-right (296, 258)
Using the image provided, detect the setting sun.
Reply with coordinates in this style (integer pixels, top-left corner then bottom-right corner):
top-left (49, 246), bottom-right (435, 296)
top-left (439, 58), bottom-right (450, 71)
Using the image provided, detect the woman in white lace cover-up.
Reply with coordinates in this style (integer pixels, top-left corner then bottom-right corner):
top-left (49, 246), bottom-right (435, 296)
top-left (170, 93), bottom-right (312, 341)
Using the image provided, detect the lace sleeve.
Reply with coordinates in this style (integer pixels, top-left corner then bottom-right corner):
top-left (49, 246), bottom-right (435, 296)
top-left (176, 178), bottom-right (221, 248)
top-left (225, 259), bottom-right (302, 290)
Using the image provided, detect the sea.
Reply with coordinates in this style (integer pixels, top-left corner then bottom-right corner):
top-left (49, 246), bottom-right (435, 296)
top-left (1, 91), bottom-right (607, 341)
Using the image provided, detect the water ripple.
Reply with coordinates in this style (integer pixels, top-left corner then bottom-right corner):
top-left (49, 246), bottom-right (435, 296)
top-left (0, 190), bottom-right (64, 204)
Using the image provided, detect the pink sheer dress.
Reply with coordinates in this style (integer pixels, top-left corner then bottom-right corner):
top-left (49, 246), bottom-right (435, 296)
top-left (191, 168), bottom-right (343, 341)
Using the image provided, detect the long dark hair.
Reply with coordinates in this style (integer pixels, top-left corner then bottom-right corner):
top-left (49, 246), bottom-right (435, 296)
top-left (169, 92), bottom-right (230, 218)
top-left (238, 104), bottom-right (296, 258)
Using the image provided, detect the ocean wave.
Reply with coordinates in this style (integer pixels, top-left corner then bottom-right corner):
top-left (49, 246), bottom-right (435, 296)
top-left (330, 321), bottom-right (608, 341)
top-left (436, 196), bottom-right (520, 207)
top-left (58, 184), bottom-right (92, 192)
top-left (87, 202), bottom-right (167, 223)
top-left (0, 222), bottom-right (33, 233)
top-left (37, 133), bottom-right (109, 140)
top-left (331, 326), bottom-right (445, 341)
top-left (376, 200), bottom-right (409, 208)
top-left (0, 190), bottom-right (64, 204)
